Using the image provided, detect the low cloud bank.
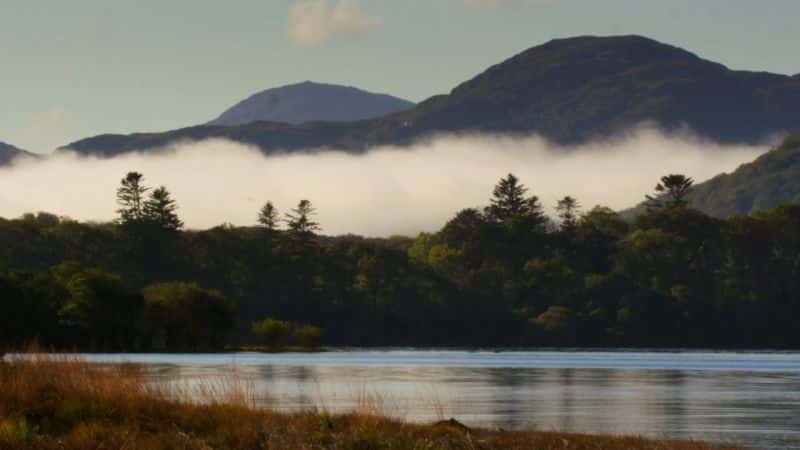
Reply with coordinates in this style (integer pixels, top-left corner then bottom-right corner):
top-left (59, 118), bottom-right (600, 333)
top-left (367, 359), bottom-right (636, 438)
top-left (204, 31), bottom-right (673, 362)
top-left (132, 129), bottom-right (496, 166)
top-left (0, 128), bottom-right (765, 236)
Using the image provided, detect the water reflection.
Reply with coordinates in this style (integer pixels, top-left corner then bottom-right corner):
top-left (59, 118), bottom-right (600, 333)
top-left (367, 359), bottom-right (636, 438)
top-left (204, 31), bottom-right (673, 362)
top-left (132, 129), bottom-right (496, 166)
top-left (75, 351), bottom-right (800, 449)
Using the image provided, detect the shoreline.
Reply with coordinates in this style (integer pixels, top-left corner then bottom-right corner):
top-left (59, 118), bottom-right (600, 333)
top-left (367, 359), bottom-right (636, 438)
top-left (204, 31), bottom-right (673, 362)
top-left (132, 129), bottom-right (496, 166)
top-left (0, 355), bottom-right (743, 450)
top-left (10, 346), bottom-right (800, 355)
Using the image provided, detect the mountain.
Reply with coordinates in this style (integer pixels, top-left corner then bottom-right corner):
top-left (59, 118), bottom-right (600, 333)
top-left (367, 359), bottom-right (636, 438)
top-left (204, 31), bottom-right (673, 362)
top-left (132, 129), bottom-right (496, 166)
top-left (61, 35), bottom-right (800, 157)
top-left (0, 142), bottom-right (34, 165)
top-left (207, 81), bottom-right (415, 126)
top-left (689, 134), bottom-right (800, 217)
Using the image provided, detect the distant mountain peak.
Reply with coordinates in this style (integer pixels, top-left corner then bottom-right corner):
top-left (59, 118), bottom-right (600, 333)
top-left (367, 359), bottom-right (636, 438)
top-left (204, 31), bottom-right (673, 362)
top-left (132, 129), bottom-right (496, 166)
top-left (63, 35), bottom-right (800, 157)
top-left (539, 34), bottom-right (698, 54)
top-left (207, 82), bottom-right (415, 126)
top-left (449, 34), bottom-right (713, 98)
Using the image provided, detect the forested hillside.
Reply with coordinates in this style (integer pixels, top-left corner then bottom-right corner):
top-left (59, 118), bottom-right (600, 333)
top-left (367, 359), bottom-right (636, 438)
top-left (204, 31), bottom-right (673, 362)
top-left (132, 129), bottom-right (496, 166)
top-left (690, 134), bottom-right (800, 216)
top-left (2, 172), bottom-right (800, 351)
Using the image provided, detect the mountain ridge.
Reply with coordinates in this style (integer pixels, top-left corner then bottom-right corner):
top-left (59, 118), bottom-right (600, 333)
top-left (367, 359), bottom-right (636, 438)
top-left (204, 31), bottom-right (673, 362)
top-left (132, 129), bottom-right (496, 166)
top-left (61, 35), bottom-right (800, 157)
top-left (0, 141), bottom-right (34, 165)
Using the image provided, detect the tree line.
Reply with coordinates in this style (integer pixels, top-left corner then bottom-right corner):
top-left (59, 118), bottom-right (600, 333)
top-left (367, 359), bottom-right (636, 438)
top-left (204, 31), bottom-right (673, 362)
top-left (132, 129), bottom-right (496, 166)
top-left (1, 170), bottom-right (799, 351)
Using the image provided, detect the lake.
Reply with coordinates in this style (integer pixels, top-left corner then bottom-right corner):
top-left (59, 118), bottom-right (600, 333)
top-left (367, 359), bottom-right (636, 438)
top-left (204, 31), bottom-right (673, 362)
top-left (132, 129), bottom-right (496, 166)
top-left (75, 350), bottom-right (800, 449)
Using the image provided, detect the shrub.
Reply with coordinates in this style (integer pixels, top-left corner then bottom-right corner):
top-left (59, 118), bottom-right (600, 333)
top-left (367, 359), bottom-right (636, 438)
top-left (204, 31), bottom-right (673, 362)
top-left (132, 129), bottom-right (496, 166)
top-left (293, 324), bottom-right (322, 349)
top-left (251, 319), bottom-right (322, 350)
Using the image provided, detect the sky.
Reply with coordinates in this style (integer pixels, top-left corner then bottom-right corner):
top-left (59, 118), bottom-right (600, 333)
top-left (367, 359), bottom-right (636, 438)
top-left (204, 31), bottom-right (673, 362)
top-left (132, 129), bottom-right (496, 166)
top-left (1, 0), bottom-right (798, 153)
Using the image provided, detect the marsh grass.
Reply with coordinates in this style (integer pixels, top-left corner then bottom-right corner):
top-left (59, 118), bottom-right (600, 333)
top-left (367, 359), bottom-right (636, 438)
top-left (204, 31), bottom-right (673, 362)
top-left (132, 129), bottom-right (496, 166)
top-left (152, 367), bottom-right (261, 410)
top-left (0, 351), bottom-right (745, 449)
top-left (352, 385), bottom-right (410, 421)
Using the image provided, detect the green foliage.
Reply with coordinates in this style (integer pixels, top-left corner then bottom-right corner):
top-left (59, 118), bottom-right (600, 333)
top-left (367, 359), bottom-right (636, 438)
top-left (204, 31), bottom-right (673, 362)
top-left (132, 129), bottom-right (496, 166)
top-left (251, 319), bottom-right (322, 349)
top-left (485, 174), bottom-right (546, 229)
top-left (54, 263), bottom-right (143, 349)
top-left (646, 174), bottom-right (694, 210)
top-left (648, 134), bottom-right (800, 217)
top-left (4, 170), bottom-right (800, 350)
top-left (407, 233), bottom-right (434, 263)
top-left (0, 260), bottom-right (233, 351)
top-left (142, 282), bottom-right (234, 351)
top-left (294, 324), bottom-right (323, 349)
top-left (251, 319), bottom-right (294, 348)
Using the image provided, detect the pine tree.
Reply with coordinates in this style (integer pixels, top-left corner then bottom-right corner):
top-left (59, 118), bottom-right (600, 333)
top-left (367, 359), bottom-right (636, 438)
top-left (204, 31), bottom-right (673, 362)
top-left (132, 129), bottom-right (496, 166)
top-left (116, 172), bottom-right (149, 224)
top-left (143, 186), bottom-right (184, 231)
top-left (485, 174), bottom-right (529, 222)
top-left (556, 196), bottom-right (581, 231)
top-left (285, 200), bottom-right (320, 237)
top-left (646, 174), bottom-right (694, 210)
top-left (485, 174), bottom-right (546, 227)
top-left (257, 201), bottom-right (280, 231)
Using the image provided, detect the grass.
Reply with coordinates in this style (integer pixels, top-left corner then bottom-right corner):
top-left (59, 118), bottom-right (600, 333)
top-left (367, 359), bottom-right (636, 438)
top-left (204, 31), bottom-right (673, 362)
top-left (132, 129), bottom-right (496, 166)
top-left (0, 353), bottom-right (745, 450)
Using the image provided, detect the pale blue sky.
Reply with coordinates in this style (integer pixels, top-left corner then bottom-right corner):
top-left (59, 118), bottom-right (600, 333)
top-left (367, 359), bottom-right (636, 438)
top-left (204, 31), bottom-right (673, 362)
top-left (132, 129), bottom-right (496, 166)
top-left (2, 0), bottom-right (798, 153)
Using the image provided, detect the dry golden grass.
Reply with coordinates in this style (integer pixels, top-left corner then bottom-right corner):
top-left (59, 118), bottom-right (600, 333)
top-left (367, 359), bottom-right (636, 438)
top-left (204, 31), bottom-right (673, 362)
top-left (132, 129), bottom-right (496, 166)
top-left (0, 353), bottom-right (745, 450)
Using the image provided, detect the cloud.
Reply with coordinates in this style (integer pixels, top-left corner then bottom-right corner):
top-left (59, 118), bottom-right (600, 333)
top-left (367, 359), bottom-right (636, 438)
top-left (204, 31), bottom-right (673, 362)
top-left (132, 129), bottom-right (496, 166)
top-left (436, 0), bottom-right (551, 9)
top-left (0, 127), bottom-right (764, 237)
top-left (287, 0), bottom-right (382, 46)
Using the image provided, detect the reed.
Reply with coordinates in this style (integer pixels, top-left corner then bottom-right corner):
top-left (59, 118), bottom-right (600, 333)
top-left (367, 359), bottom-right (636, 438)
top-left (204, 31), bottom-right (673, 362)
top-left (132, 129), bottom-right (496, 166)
top-left (0, 352), bottom-right (745, 450)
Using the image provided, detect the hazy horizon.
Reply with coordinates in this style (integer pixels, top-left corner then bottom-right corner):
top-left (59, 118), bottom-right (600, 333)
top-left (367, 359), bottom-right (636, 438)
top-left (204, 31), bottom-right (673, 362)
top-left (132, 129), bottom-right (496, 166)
top-left (0, 126), bottom-right (766, 237)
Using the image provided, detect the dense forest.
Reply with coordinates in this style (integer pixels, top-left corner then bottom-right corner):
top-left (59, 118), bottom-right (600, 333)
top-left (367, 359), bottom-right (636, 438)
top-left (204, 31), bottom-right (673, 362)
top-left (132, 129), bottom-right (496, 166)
top-left (2, 169), bottom-right (800, 352)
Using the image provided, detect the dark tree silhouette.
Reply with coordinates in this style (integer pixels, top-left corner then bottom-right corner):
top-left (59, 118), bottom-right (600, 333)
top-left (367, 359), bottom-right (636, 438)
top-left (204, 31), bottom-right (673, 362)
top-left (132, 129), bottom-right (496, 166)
top-left (485, 174), bottom-right (529, 222)
top-left (285, 200), bottom-right (320, 237)
top-left (646, 174), bottom-right (695, 210)
top-left (116, 172), bottom-right (149, 224)
top-left (556, 196), bottom-right (581, 231)
top-left (485, 174), bottom-right (547, 231)
top-left (257, 201), bottom-right (280, 231)
top-left (144, 186), bottom-right (183, 231)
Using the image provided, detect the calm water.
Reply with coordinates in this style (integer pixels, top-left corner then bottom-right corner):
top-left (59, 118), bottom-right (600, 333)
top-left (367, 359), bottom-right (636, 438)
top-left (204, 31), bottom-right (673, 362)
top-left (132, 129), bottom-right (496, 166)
top-left (75, 350), bottom-right (800, 449)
